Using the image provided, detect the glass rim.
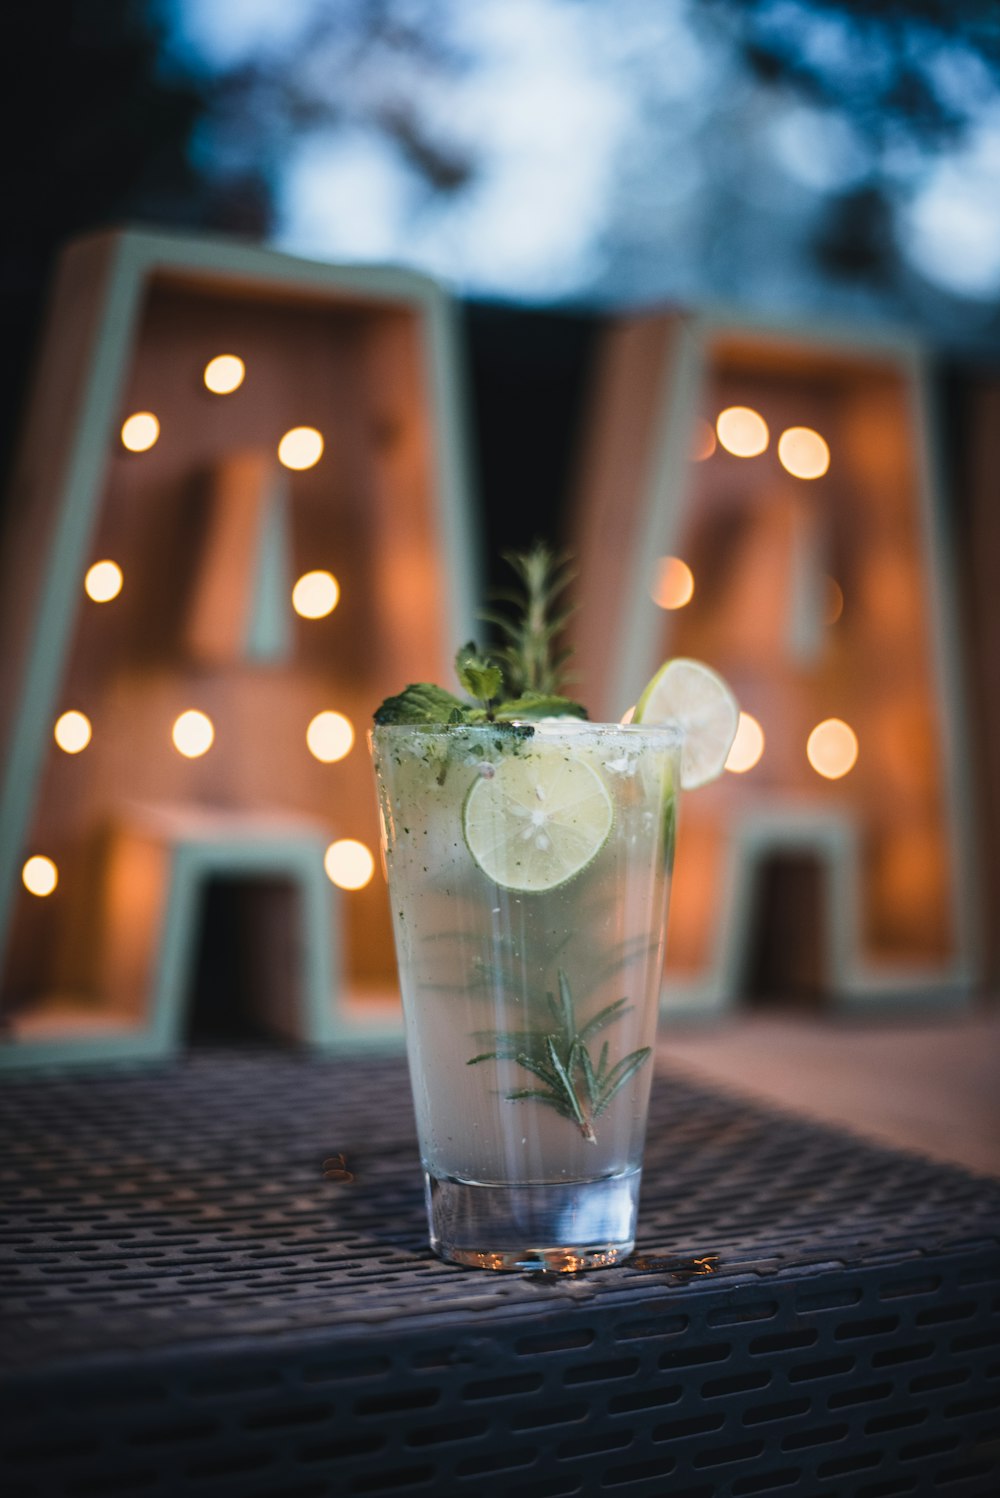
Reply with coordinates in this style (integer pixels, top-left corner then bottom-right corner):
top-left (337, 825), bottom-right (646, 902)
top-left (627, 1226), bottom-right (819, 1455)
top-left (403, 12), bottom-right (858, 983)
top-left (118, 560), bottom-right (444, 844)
top-left (369, 718), bottom-right (683, 744)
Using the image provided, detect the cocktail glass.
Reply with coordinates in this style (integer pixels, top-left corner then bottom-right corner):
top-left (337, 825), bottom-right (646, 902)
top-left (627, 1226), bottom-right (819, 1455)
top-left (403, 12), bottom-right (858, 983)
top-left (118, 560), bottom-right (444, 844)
top-left (370, 718), bottom-right (681, 1272)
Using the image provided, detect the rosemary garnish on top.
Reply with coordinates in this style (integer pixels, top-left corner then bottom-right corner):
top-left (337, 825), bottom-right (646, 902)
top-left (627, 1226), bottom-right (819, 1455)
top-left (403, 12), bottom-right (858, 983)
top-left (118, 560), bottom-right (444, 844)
top-left (480, 541), bottom-right (576, 697)
top-left (467, 969), bottom-right (652, 1144)
top-left (373, 543), bottom-right (585, 727)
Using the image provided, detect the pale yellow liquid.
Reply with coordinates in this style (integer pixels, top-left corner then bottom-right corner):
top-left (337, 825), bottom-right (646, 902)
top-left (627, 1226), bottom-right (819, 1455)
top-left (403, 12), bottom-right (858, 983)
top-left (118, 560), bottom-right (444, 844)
top-left (373, 722), bottom-right (678, 1188)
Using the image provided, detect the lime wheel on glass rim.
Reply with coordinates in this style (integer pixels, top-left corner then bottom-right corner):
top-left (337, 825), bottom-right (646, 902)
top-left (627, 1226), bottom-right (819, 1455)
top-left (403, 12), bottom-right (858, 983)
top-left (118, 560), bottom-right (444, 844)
top-left (632, 657), bottom-right (739, 789)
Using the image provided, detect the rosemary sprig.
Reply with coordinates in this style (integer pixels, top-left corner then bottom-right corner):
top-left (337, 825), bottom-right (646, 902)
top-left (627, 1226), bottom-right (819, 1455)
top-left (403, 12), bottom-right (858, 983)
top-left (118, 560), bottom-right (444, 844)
top-left (374, 544), bottom-right (586, 728)
top-left (480, 541), bottom-right (577, 698)
top-left (467, 969), bottom-right (652, 1144)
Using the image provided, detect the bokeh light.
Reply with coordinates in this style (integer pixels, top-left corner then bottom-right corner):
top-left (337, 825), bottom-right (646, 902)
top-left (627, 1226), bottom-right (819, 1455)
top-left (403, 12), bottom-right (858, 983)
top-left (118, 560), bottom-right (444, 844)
top-left (324, 838), bottom-right (375, 890)
top-left (292, 570), bottom-right (340, 619)
top-left (716, 406), bottom-right (769, 457)
top-left (172, 710), bottom-right (215, 758)
top-left (22, 855), bottom-right (58, 897)
top-left (306, 711), bottom-right (354, 763)
top-left (691, 418), bottom-right (716, 461)
top-left (651, 556), bottom-right (695, 610)
top-left (203, 354), bottom-right (246, 394)
top-left (120, 412), bottom-right (160, 452)
top-left (84, 561), bottom-right (123, 602)
top-left (807, 718), bottom-right (858, 779)
top-left (778, 425), bottom-right (830, 479)
top-left (725, 712), bottom-right (765, 774)
top-left (278, 426), bottom-right (324, 470)
top-left (54, 711), bottom-right (92, 754)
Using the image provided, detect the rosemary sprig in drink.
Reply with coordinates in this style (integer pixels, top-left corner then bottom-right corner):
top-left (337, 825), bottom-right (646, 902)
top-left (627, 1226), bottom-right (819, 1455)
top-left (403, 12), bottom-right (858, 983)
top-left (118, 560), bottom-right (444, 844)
top-left (467, 969), bottom-right (652, 1144)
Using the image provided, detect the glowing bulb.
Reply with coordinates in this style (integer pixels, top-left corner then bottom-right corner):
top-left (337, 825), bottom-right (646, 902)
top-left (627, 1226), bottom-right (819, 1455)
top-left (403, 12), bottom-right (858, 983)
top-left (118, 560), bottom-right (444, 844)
top-left (172, 710), bottom-right (215, 758)
top-left (54, 711), bottom-right (92, 754)
top-left (307, 711), bottom-right (354, 763)
top-left (692, 418), bottom-right (716, 462)
top-left (651, 556), bottom-right (695, 610)
top-left (725, 713), bottom-right (765, 774)
top-left (778, 426), bottom-right (830, 480)
top-left (278, 426), bottom-right (324, 471)
top-left (203, 354), bottom-right (246, 394)
top-left (121, 412), bottom-right (160, 452)
top-left (22, 855), bottom-right (58, 897)
top-left (807, 718), bottom-right (858, 780)
top-left (292, 570), bottom-right (340, 619)
top-left (84, 560), bottom-right (123, 602)
top-left (716, 406), bottom-right (769, 458)
top-left (324, 839), bottom-right (375, 890)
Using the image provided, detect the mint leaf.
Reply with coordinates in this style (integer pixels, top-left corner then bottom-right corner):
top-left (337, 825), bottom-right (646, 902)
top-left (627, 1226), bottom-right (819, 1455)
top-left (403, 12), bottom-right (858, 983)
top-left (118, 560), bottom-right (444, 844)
top-left (454, 642), bottom-right (503, 707)
top-left (373, 682), bottom-right (466, 725)
top-left (494, 693), bottom-right (588, 721)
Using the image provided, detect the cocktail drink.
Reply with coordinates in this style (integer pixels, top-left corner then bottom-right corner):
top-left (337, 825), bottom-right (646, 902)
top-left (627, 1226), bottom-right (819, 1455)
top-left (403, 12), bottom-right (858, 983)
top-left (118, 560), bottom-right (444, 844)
top-left (371, 718), bottom-right (682, 1271)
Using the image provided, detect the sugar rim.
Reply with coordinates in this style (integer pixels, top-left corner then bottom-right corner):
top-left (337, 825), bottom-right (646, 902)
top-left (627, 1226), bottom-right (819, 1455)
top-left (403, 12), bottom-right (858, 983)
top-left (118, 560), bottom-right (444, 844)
top-left (370, 719), bottom-right (683, 745)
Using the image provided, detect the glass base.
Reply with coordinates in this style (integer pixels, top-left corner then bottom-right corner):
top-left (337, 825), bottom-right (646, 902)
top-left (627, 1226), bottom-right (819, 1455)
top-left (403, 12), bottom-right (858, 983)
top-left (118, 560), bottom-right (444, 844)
top-left (425, 1168), bottom-right (641, 1273)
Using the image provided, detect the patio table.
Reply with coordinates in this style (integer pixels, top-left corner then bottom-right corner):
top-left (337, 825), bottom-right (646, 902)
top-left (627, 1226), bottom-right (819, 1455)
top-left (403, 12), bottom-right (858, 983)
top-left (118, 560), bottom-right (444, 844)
top-left (2, 1050), bottom-right (998, 1496)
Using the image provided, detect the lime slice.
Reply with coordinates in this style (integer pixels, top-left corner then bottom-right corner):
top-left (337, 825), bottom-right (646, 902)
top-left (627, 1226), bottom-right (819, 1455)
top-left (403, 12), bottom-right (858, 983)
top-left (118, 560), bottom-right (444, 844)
top-left (462, 750), bottom-right (613, 892)
top-left (633, 657), bottom-right (739, 789)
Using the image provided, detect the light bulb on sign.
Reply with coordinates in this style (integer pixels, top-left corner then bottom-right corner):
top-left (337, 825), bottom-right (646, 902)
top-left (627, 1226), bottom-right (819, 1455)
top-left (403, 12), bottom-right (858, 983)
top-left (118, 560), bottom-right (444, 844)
top-left (203, 354), bottom-right (246, 394)
top-left (324, 839), bottom-right (375, 890)
top-left (691, 418), bottom-right (716, 462)
top-left (651, 556), bottom-right (695, 610)
top-left (778, 426), bottom-right (830, 480)
top-left (121, 412), bottom-right (160, 452)
top-left (278, 427), bottom-right (324, 471)
top-left (54, 711), bottom-right (92, 754)
top-left (725, 713), bottom-right (765, 773)
top-left (716, 406), bottom-right (769, 458)
top-left (172, 710), bottom-right (215, 759)
top-left (23, 855), bottom-right (58, 897)
top-left (84, 561), bottom-right (123, 602)
top-left (306, 711), bottom-right (354, 763)
top-left (292, 570), bottom-right (340, 619)
top-left (807, 718), bottom-right (858, 779)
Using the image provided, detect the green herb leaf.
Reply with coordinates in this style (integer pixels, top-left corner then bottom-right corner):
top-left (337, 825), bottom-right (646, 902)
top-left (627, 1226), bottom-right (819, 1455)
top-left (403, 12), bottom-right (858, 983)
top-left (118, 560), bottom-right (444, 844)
top-left (493, 692), bottom-right (588, 721)
top-left (373, 682), bottom-right (466, 725)
top-left (595, 1047), bottom-right (652, 1116)
top-left (481, 543), bottom-right (577, 697)
top-left (455, 642), bottom-right (503, 708)
top-left (467, 968), bottom-right (650, 1145)
top-left (578, 996), bottom-right (632, 1045)
top-left (579, 1044), bottom-right (599, 1108)
top-left (513, 1051), bottom-right (562, 1090)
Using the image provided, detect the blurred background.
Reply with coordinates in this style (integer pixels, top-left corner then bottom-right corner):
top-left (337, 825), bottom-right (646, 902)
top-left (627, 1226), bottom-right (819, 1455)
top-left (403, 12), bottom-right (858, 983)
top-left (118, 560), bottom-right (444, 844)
top-left (1, 0), bottom-right (998, 1169)
top-left (3, 0), bottom-right (1000, 555)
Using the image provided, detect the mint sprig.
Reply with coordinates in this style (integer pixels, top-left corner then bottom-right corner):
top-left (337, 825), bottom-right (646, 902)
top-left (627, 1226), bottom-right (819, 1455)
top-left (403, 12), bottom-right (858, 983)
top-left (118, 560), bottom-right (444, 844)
top-left (373, 683), bottom-right (466, 726)
top-left (454, 642), bottom-right (503, 716)
top-left (372, 545), bottom-right (588, 727)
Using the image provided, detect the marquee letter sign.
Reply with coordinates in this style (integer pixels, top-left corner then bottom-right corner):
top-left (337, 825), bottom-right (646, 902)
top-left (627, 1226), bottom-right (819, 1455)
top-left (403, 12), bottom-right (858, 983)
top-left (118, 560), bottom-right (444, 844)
top-left (571, 313), bottom-right (978, 1012)
top-left (0, 229), bottom-right (476, 1066)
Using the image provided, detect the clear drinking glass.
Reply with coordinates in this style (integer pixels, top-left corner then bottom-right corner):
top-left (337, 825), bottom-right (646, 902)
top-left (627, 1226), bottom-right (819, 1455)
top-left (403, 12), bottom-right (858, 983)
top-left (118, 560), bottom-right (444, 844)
top-left (370, 719), bottom-right (681, 1272)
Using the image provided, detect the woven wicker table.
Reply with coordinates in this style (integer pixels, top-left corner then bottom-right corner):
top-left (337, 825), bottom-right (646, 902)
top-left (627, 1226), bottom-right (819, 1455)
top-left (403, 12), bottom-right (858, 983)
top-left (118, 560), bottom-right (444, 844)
top-left (2, 1051), bottom-right (998, 1497)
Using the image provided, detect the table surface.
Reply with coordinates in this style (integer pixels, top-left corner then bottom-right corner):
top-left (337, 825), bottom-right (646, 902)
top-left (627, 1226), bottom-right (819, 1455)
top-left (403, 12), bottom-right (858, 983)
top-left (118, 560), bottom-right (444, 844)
top-left (2, 1047), bottom-right (998, 1376)
top-left (660, 1009), bottom-right (1000, 1179)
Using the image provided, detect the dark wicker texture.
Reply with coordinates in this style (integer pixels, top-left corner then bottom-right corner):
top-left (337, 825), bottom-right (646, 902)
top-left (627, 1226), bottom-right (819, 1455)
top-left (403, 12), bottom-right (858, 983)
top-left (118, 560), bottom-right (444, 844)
top-left (1, 1049), bottom-right (998, 1497)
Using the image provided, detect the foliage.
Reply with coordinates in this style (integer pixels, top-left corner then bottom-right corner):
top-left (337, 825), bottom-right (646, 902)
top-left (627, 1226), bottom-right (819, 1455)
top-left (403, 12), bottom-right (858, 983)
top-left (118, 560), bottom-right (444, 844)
top-left (468, 969), bottom-right (651, 1144)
